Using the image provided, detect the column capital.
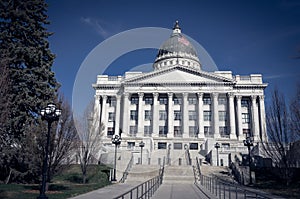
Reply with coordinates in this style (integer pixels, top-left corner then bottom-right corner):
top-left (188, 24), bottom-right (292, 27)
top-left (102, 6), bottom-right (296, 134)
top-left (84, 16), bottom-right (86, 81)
top-left (116, 94), bottom-right (121, 100)
top-left (94, 95), bottom-right (101, 100)
top-left (153, 92), bottom-right (159, 98)
top-left (236, 95), bottom-right (242, 100)
top-left (102, 95), bottom-right (107, 100)
top-left (227, 92), bottom-right (235, 98)
top-left (138, 92), bottom-right (144, 98)
top-left (259, 95), bottom-right (265, 101)
top-left (168, 92), bottom-right (173, 98)
top-left (124, 92), bottom-right (130, 97)
top-left (183, 92), bottom-right (188, 98)
top-left (212, 92), bottom-right (218, 98)
top-left (251, 95), bottom-right (257, 101)
top-left (197, 92), bottom-right (203, 98)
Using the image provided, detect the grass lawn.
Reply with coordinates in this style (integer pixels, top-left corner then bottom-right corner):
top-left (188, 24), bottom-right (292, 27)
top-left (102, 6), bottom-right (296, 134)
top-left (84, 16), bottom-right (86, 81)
top-left (0, 164), bottom-right (111, 199)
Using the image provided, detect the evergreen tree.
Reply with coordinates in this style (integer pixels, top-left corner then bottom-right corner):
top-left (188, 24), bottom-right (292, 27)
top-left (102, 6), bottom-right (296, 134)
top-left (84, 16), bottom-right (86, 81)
top-left (0, 0), bottom-right (59, 182)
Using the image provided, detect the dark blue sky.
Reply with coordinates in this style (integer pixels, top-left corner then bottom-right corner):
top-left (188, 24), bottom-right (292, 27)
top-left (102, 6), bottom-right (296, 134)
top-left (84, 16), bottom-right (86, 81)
top-left (47, 0), bottom-right (300, 108)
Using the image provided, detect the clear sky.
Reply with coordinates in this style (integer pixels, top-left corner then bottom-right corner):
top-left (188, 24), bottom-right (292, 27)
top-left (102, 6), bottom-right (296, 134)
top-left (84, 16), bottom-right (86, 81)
top-left (46, 0), bottom-right (300, 111)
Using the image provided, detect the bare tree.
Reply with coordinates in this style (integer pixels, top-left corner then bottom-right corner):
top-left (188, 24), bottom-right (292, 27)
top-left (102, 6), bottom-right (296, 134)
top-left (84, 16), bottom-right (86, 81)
top-left (260, 89), bottom-right (296, 185)
top-left (47, 95), bottom-right (78, 182)
top-left (75, 101), bottom-right (104, 183)
top-left (290, 84), bottom-right (300, 140)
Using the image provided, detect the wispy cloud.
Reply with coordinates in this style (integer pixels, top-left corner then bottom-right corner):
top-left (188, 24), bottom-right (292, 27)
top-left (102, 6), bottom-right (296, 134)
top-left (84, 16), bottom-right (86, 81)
top-left (80, 17), bottom-right (117, 39)
top-left (264, 73), bottom-right (299, 80)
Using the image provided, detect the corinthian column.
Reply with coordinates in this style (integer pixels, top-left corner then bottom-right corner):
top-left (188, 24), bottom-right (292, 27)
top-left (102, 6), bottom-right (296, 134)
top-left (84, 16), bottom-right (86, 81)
top-left (259, 95), bottom-right (267, 142)
top-left (182, 93), bottom-right (189, 138)
top-left (114, 95), bottom-right (121, 136)
top-left (212, 93), bottom-right (219, 138)
top-left (236, 96), bottom-right (242, 140)
top-left (101, 95), bottom-right (107, 135)
top-left (152, 93), bottom-right (159, 137)
top-left (168, 93), bottom-right (174, 138)
top-left (122, 93), bottom-right (130, 137)
top-left (137, 92), bottom-right (144, 137)
top-left (251, 95), bottom-right (259, 141)
top-left (197, 93), bottom-right (204, 138)
top-left (228, 93), bottom-right (236, 139)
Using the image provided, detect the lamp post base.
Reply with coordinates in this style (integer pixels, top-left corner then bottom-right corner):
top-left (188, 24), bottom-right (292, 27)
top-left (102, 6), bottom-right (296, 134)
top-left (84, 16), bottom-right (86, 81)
top-left (37, 195), bottom-right (48, 199)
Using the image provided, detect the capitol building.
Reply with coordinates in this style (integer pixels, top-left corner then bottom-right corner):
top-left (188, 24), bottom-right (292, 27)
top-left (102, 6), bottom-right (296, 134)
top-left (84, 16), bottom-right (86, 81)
top-left (93, 22), bottom-right (267, 169)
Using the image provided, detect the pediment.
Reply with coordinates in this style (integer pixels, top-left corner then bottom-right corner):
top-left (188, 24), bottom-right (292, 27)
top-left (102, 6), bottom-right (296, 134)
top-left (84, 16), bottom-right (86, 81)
top-left (125, 66), bottom-right (234, 84)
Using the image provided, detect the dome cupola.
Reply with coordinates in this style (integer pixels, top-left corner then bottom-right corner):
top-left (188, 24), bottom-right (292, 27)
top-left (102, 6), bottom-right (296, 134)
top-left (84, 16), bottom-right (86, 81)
top-left (153, 21), bottom-right (201, 70)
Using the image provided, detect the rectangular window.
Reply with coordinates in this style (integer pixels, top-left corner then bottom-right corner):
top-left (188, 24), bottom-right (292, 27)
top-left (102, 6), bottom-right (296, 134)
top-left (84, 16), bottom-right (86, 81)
top-left (174, 110), bottom-right (182, 120)
top-left (219, 111), bottom-right (227, 121)
top-left (174, 97), bottom-right (182, 105)
top-left (174, 143), bottom-right (183, 150)
top-left (158, 142), bottom-right (167, 149)
top-left (159, 110), bottom-right (167, 120)
top-left (204, 126), bottom-right (212, 137)
top-left (107, 127), bottom-right (114, 138)
top-left (188, 97), bottom-right (197, 105)
top-left (242, 113), bottom-right (250, 123)
top-left (131, 97), bottom-right (139, 105)
top-left (159, 97), bottom-right (168, 105)
top-left (127, 142), bottom-right (135, 149)
top-left (189, 111), bottom-right (197, 120)
top-left (108, 112), bottom-right (115, 121)
top-left (189, 143), bottom-right (199, 150)
top-left (129, 126), bottom-right (137, 136)
top-left (174, 126), bottom-right (182, 137)
top-left (219, 126), bottom-right (229, 137)
top-left (130, 110), bottom-right (138, 120)
top-left (145, 110), bottom-right (152, 121)
top-left (108, 97), bottom-right (116, 107)
top-left (145, 97), bottom-right (153, 105)
top-left (203, 97), bottom-right (211, 105)
top-left (204, 111), bottom-right (211, 121)
top-left (218, 97), bottom-right (227, 105)
top-left (189, 126), bottom-right (198, 137)
top-left (159, 126), bottom-right (168, 137)
top-left (144, 126), bottom-right (152, 136)
top-left (241, 99), bottom-right (249, 107)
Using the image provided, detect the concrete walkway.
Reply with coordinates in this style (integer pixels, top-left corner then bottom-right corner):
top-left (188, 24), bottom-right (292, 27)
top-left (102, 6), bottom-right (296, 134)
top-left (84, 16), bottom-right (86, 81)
top-left (68, 182), bottom-right (140, 199)
top-left (151, 182), bottom-right (210, 199)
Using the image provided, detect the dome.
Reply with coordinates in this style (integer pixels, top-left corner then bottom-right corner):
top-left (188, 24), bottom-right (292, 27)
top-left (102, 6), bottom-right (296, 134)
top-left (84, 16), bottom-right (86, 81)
top-left (153, 21), bottom-right (201, 71)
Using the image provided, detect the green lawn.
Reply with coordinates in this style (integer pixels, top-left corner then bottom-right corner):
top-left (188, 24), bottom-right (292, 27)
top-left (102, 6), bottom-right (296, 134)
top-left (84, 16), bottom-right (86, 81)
top-left (0, 164), bottom-right (111, 199)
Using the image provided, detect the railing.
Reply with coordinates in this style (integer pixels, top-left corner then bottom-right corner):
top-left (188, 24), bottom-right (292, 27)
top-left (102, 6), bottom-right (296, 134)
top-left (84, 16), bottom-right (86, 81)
top-left (194, 163), bottom-right (272, 199)
top-left (114, 165), bottom-right (164, 199)
top-left (119, 154), bottom-right (134, 183)
top-left (185, 148), bottom-right (191, 165)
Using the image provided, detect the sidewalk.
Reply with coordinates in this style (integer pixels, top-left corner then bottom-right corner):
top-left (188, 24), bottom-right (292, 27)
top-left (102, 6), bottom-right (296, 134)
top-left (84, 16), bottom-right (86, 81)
top-left (68, 182), bottom-right (140, 199)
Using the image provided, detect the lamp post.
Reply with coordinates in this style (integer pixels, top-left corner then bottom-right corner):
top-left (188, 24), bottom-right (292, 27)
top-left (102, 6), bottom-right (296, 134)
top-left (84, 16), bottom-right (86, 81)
top-left (243, 136), bottom-right (254, 184)
top-left (139, 141), bottom-right (145, 164)
top-left (215, 142), bottom-right (220, 166)
top-left (111, 134), bottom-right (121, 181)
top-left (37, 103), bottom-right (61, 199)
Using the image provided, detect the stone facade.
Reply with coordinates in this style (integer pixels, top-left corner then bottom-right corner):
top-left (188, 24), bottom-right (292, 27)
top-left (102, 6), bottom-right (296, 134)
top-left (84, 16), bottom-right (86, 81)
top-left (92, 22), bottom-right (267, 167)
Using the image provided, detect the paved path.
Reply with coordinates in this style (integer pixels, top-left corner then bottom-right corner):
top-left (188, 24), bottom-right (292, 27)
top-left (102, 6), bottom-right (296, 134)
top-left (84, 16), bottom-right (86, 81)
top-left (68, 182), bottom-right (140, 199)
top-left (151, 183), bottom-right (210, 199)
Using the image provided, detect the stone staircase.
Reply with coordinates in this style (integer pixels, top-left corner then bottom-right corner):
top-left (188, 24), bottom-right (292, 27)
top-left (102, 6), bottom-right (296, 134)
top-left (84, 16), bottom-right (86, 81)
top-left (163, 165), bottom-right (194, 184)
top-left (125, 164), bottom-right (161, 182)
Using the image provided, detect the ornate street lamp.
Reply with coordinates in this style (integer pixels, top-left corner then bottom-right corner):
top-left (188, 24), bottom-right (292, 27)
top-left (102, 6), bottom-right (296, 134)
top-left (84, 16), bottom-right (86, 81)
top-left (243, 136), bottom-right (254, 184)
top-left (215, 142), bottom-right (220, 166)
top-left (111, 134), bottom-right (121, 181)
top-left (37, 103), bottom-right (61, 199)
top-left (139, 141), bottom-right (145, 164)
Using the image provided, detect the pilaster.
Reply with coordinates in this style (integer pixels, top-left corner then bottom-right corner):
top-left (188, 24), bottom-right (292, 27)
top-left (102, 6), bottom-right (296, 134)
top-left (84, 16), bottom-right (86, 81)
top-left (167, 93), bottom-right (174, 138)
top-left (236, 95), bottom-right (243, 140)
top-left (228, 93), bottom-right (237, 139)
top-left (197, 93), bottom-right (204, 138)
top-left (152, 93), bottom-right (159, 137)
top-left (212, 93), bottom-right (219, 138)
top-left (137, 92), bottom-right (144, 137)
top-left (182, 93), bottom-right (189, 138)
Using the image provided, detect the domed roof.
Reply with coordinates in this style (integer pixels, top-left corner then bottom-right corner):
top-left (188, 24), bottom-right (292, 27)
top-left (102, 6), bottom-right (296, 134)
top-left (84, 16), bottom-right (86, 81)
top-left (153, 21), bottom-right (201, 71)
top-left (157, 22), bottom-right (198, 57)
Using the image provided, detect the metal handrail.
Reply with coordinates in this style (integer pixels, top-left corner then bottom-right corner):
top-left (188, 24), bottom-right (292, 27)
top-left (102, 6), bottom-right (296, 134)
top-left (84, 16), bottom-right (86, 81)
top-left (113, 165), bottom-right (165, 199)
top-left (119, 154), bottom-right (134, 183)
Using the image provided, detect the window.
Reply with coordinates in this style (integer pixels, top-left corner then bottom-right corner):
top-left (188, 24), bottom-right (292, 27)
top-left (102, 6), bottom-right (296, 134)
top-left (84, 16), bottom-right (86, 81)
top-left (174, 97), bottom-right (182, 105)
top-left (174, 143), bottom-right (183, 150)
top-left (204, 111), bottom-right (212, 121)
top-left (130, 110), bottom-right (138, 120)
top-left (174, 110), bottom-right (182, 120)
top-left (158, 142), bottom-right (167, 149)
top-left (189, 143), bottom-right (198, 150)
top-left (174, 126), bottom-right (182, 137)
top-left (131, 97), bottom-right (139, 105)
top-left (189, 111), bottom-right (197, 120)
top-left (203, 97), bottom-right (211, 105)
top-left (241, 99), bottom-right (249, 107)
top-left (129, 126), bottom-right (137, 136)
top-left (127, 142), bottom-right (135, 149)
top-left (188, 97), bottom-right (197, 105)
top-left (219, 111), bottom-right (227, 121)
top-left (107, 127), bottom-right (114, 138)
top-left (189, 126), bottom-right (198, 137)
top-left (204, 126), bottom-right (212, 137)
top-left (145, 97), bottom-right (153, 105)
top-left (222, 143), bottom-right (230, 149)
top-left (219, 126), bottom-right (229, 137)
top-left (145, 110), bottom-right (152, 121)
top-left (159, 97), bottom-right (168, 105)
top-left (218, 97), bottom-right (226, 105)
top-left (108, 112), bottom-right (115, 121)
top-left (159, 110), bottom-right (167, 120)
top-left (243, 129), bottom-right (251, 137)
top-left (242, 113), bottom-right (250, 123)
top-left (159, 126), bottom-right (168, 137)
top-left (144, 126), bottom-right (152, 136)
top-left (108, 97), bottom-right (116, 107)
